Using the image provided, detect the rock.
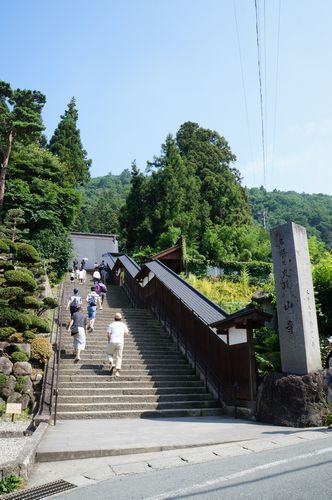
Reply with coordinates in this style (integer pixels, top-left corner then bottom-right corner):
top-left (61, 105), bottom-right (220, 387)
top-left (13, 362), bottom-right (32, 376)
top-left (256, 371), bottom-right (325, 427)
top-left (20, 394), bottom-right (30, 410)
top-left (7, 392), bottom-right (22, 404)
top-left (0, 342), bottom-right (9, 355)
top-left (0, 375), bottom-right (16, 398)
top-left (21, 376), bottom-right (33, 395)
top-left (0, 357), bottom-right (13, 375)
top-left (0, 396), bottom-right (5, 405)
top-left (252, 290), bottom-right (273, 304)
top-left (14, 343), bottom-right (31, 358)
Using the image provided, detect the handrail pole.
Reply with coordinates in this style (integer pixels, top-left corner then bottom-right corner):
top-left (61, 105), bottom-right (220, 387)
top-left (53, 284), bottom-right (65, 425)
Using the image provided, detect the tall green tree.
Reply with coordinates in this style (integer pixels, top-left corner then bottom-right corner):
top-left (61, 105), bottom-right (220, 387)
top-left (48, 97), bottom-right (91, 185)
top-left (0, 80), bottom-right (45, 214)
top-left (120, 161), bottom-right (148, 251)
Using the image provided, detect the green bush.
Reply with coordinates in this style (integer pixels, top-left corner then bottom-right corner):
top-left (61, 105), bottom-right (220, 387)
top-left (42, 296), bottom-right (58, 309)
top-left (0, 307), bottom-right (32, 331)
top-left (0, 261), bottom-right (15, 271)
top-left (0, 239), bottom-right (10, 254)
top-left (23, 330), bottom-right (36, 342)
top-left (31, 337), bottom-right (53, 365)
top-left (15, 243), bottom-right (40, 263)
top-left (29, 315), bottom-right (50, 333)
top-left (219, 260), bottom-right (272, 284)
top-left (4, 270), bottom-right (36, 292)
top-left (22, 296), bottom-right (41, 309)
top-left (11, 351), bottom-right (29, 363)
top-left (0, 373), bottom-right (9, 385)
top-left (14, 375), bottom-right (26, 393)
top-left (0, 286), bottom-right (24, 300)
top-left (0, 475), bottom-right (24, 494)
top-left (0, 326), bottom-right (16, 340)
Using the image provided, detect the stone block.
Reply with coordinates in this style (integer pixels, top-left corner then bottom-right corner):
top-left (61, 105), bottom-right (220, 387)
top-left (15, 344), bottom-right (31, 358)
top-left (0, 375), bottom-right (16, 398)
top-left (0, 356), bottom-right (13, 375)
top-left (7, 391), bottom-right (22, 403)
top-left (13, 362), bottom-right (32, 376)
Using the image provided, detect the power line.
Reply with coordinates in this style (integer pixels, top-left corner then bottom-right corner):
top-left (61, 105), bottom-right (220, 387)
top-left (233, 0), bottom-right (255, 184)
top-left (270, 0), bottom-right (282, 187)
top-left (254, 0), bottom-right (267, 188)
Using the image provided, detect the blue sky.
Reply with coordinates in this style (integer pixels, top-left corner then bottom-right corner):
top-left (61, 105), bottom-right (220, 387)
top-left (3, 0), bottom-right (332, 194)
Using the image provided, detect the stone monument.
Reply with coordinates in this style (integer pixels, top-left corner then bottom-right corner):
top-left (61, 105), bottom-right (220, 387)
top-left (256, 222), bottom-right (324, 427)
top-left (270, 221), bottom-right (321, 374)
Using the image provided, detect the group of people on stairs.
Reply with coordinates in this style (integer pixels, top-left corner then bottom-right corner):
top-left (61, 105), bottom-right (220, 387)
top-left (65, 263), bottom-right (128, 378)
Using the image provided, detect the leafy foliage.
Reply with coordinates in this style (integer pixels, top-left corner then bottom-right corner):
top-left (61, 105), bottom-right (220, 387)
top-left (0, 475), bottom-right (24, 494)
top-left (30, 337), bottom-right (53, 365)
top-left (248, 186), bottom-right (332, 247)
top-left (11, 351), bottom-right (29, 363)
top-left (121, 123), bottom-right (251, 262)
top-left (77, 170), bottom-right (131, 235)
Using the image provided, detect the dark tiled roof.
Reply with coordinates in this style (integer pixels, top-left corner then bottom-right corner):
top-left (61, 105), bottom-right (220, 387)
top-left (118, 255), bottom-right (141, 278)
top-left (142, 260), bottom-right (228, 325)
top-left (102, 253), bottom-right (118, 270)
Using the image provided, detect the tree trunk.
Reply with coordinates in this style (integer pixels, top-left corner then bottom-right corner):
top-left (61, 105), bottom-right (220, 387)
top-left (0, 128), bottom-right (13, 221)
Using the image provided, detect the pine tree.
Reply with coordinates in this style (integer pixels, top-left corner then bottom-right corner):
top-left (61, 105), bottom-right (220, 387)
top-left (0, 80), bottom-right (45, 215)
top-left (48, 97), bottom-right (91, 185)
top-left (120, 161), bottom-right (147, 251)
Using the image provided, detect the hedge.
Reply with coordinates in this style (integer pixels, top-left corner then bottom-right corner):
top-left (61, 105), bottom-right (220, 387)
top-left (4, 270), bottom-right (37, 292)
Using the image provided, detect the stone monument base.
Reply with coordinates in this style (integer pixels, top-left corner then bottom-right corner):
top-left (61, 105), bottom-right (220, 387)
top-left (256, 371), bottom-right (326, 427)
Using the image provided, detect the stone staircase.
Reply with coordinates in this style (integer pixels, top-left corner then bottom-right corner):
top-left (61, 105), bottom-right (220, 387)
top-left (57, 279), bottom-right (222, 419)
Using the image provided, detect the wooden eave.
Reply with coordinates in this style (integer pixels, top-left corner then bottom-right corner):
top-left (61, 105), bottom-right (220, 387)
top-left (210, 306), bottom-right (272, 330)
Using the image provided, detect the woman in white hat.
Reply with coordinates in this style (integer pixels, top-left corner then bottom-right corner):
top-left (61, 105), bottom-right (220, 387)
top-left (106, 312), bottom-right (128, 377)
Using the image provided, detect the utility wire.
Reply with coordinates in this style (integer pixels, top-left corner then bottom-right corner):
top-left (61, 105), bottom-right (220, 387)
top-left (254, 0), bottom-right (267, 188)
top-left (270, 0), bottom-right (282, 187)
top-left (233, 0), bottom-right (255, 184)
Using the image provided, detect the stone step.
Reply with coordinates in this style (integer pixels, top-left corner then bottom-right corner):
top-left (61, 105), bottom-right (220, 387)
top-left (57, 394), bottom-right (213, 403)
top-left (59, 368), bottom-right (194, 376)
top-left (59, 386), bottom-right (208, 395)
top-left (58, 380), bottom-right (204, 388)
top-left (56, 400), bottom-right (219, 412)
top-left (60, 352), bottom-right (182, 359)
top-left (59, 360), bottom-right (188, 368)
top-left (55, 407), bottom-right (223, 419)
top-left (58, 374), bottom-right (201, 382)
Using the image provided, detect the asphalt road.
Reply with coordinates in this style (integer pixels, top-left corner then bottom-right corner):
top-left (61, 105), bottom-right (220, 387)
top-left (49, 436), bottom-right (332, 500)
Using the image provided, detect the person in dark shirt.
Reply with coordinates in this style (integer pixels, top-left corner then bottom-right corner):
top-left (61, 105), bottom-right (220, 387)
top-left (67, 305), bottom-right (88, 362)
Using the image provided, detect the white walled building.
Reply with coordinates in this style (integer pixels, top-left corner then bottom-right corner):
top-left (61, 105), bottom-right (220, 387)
top-left (70, 232), bottom-right (119, 270)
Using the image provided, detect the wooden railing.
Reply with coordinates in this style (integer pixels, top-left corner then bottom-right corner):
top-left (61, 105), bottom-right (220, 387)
top-left (121, 269), bottom-right (254, 405)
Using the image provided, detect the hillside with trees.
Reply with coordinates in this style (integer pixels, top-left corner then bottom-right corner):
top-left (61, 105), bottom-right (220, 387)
top-left (248, 187), bottom-right (332, 247)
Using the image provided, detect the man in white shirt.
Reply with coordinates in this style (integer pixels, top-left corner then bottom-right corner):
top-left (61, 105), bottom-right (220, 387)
top-left (106, 312), bottom-right (128, 377)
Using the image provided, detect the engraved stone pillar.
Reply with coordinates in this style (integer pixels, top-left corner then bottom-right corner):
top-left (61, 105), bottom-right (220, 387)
top-left (270, 222), bottom-right (322, 374)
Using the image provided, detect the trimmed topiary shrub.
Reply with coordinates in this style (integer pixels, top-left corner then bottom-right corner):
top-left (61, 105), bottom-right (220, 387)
top-left (4, 270), bottom-right (36, 292)
top-left (29, 315), bottom-right (50, 333)
top-left (11, 351), bottom-right (29, 363)
top-left (0, 287), bottom-right (24, 300)
top-left (0, 307), bottom-right (32, 331)
top-left (0, 261), bottom-right (15, 271)
top-left (23, 331), bottom-right (36, 342)
top-left (31, 337), bottom-right (53, 365)
top-left (15, 243), bottom-right (40, 263)
top-left (0, 327), bottom-right (16, 340)
top-left (42, 297), bottom-right (58, 309)
top-left (22, 296), bottom-right (41, 309)
top-left (0, 240), bottom-right (10, 254)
